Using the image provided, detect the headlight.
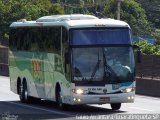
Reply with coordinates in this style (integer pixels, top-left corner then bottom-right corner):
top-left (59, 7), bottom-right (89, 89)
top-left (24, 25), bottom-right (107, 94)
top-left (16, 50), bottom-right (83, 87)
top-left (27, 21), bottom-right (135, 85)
top-left (121, 87), bottom-right (135, 93)
top-left (72, 89), bottom-right (83, 94)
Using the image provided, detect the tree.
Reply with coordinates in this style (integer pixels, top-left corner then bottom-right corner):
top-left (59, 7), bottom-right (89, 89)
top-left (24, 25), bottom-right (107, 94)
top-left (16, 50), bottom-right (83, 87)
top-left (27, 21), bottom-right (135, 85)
top-left (52, 0), bottom-right (107, 16)
top-left (103, 0), bottom-right (152, 36)
top-left (137, 0), bottom-right (160, 28)
top-left (0, 0), bottom-right (64, 38)
top-left (154, 29), bottom-right (160, 43)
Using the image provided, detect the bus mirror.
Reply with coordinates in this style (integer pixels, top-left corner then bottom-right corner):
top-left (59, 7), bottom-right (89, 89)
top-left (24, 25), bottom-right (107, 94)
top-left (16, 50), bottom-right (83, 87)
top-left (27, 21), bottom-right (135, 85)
top-left (133, 45), bottom-right (141, 63)
top-left (65, 52), bottom-right (70, 64)
top-left (133, 45), bottom-right (139, 49)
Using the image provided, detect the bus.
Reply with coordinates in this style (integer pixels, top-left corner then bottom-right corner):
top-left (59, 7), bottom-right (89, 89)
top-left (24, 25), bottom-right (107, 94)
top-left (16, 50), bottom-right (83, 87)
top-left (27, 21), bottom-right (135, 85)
top-left (9, 14), bottom-right (139, 110)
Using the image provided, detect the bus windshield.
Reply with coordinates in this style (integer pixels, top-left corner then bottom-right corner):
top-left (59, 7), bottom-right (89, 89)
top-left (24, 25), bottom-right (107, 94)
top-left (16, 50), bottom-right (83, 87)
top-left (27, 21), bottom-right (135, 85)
top-left (71, 28), bottom-right (134, 83)
top-left (72, 47), bottom-right (135, 83)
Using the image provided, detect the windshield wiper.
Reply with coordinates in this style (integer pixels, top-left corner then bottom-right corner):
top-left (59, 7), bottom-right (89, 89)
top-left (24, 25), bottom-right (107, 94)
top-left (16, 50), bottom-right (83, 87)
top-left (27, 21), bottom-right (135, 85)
top-left (102, 48), bottom-right (121, 82)
top-left (90, 52), bottom-right (101, 81)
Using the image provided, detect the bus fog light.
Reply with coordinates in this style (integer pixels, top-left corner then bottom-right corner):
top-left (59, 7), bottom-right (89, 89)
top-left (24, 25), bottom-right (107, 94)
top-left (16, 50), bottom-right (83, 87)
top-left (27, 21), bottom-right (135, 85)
top-left (128, 96), bottom-right (131, 100)
top-left (128, 96), bottom-right (134, 100)
top-left (73, 98), bottom-right (81, 102)
top-left (73, 98), bottom-right (76, 101)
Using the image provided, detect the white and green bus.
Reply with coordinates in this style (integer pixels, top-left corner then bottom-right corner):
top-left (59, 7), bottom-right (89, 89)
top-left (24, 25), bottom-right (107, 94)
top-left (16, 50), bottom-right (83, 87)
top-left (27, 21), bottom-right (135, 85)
top-left (9, 15), bottom-right (139, 110)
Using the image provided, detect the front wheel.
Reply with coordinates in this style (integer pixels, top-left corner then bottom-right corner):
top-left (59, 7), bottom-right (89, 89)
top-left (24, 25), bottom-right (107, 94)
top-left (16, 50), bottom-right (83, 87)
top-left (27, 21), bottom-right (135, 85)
top-left (57, 91), bottom-right (63, 108)
top-left (110, 103), bottom-right (121, 110)
top-left (56, 88), bottom-right (66, 109)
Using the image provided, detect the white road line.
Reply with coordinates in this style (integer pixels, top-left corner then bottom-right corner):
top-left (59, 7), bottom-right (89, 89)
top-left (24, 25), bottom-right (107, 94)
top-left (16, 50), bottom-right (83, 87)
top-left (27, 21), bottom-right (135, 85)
top-left (128, 107), bottom-right (153, 112)
top-left (7, 101), bottom-right (73, 116)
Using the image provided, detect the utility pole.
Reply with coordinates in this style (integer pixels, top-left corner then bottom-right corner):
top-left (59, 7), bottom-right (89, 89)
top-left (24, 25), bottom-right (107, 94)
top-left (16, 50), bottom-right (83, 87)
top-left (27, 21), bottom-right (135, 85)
top-left (117, 0), bottom-right (123, 20)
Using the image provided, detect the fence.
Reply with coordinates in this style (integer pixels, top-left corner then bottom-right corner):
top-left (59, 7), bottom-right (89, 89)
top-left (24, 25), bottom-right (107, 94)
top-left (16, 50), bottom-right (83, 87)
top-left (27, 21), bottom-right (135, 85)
top-left (0, 47), bottom-right (9, 76)
top-left (136, 55), bottom-right (160, 79)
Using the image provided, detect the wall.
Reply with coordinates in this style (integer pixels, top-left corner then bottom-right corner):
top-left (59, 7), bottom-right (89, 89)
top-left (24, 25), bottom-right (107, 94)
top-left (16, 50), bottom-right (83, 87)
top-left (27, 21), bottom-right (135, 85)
top-left (0, 47), bottom-right (8, 76)
top-left (136, 78), bottom-right (160, 97)
top-left (136, 55), bottom-right (160, 79)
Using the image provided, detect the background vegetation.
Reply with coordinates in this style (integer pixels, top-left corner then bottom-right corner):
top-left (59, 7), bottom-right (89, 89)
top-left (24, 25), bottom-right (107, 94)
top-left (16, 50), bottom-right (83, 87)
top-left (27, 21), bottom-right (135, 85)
top-left (0, 0), bottom-right (64, 38)
top-left (0, 0), bottom-right (160, 55)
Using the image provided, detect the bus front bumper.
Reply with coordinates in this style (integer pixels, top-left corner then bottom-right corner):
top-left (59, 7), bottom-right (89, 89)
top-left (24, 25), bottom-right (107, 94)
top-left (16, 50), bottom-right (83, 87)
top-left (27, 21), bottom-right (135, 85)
top-left (70, 92), bottom-right (135, 105)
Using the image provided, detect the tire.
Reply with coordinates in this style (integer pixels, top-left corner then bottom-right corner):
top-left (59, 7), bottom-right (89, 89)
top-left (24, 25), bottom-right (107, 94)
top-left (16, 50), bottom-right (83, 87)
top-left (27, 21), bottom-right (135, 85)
top-left (19, 81), bottom-right (30, 103)
top-left (110, 103), bottom-right (121, 110)
top-left (56, 87), bottom-right (66, 109)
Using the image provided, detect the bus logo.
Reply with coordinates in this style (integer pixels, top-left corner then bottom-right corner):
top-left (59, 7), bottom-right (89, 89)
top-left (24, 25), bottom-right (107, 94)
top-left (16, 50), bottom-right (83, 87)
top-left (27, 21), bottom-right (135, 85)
top-left (112, 84), bottom-right (121, 90)
top-left (103, 88), bottom-right (107, 94)
top-left (31, 58), bottom-right (42, 79)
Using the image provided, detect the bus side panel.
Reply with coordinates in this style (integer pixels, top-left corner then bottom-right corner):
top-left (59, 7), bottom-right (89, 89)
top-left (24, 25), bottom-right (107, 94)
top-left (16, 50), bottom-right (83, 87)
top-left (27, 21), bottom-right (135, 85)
top-left (9, 67), bottom-right (18, 94)
top-left (9, 50), bottom-right (20, 94)
top-left (27, 51), bottom-right (45, 98)
top-left (43, 53), bottom-right (56, 101)
top-left (9, 51), bottom-right (42, 98)
top-left (43, 53), bottom-right (71, 102)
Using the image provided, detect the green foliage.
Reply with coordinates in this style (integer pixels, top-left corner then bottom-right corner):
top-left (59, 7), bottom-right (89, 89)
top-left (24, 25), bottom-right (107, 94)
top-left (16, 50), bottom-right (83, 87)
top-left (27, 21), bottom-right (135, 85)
top-left (154, 29), bottom-right (160, 43)
top-left (103, 0), bottom-right (152, 36)
top-left (137, 0), bottom-right (160, 28)
top-left (135, 40), bottom-right (160, 55)
top-left (0, 0), bottom-right (64, 38)
top-left (53, 0), bottom-right (106, 17)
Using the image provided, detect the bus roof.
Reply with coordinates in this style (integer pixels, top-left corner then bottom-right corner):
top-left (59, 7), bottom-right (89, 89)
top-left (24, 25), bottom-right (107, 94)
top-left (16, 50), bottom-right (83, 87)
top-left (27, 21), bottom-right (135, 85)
top-left (10, 14), bottom-right (130, 29)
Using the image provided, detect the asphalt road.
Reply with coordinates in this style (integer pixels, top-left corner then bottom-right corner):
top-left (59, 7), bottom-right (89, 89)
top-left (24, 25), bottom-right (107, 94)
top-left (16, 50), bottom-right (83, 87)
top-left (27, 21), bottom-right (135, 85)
top-left (0, 76), bottom-right (160, 120)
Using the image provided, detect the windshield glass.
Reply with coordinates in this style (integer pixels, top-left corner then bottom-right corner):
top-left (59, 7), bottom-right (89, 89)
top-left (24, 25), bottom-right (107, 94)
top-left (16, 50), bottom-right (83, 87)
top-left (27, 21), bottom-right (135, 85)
top-left (72, 47), bottom-right (135, 83)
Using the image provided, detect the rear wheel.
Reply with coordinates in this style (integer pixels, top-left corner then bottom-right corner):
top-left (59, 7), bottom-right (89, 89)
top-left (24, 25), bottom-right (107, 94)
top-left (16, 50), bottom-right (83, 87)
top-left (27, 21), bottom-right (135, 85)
top-left (19, 81), bottom-right (30, 103)
top-left (110, 103), bottom-right (121, 110)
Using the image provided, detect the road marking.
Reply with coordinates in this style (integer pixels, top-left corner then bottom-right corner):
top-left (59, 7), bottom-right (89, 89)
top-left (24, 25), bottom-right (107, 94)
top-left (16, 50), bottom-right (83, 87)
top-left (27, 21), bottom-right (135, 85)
top-left (7, 101), bottom-right (73, 116)
top-left (129, 107), bottom-right (153, 112)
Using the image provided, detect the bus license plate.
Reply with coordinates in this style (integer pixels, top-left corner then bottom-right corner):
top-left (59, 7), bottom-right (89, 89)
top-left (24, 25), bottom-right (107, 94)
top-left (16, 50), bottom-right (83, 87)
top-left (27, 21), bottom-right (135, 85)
top-left (99, 97), bottom-right (110, 103)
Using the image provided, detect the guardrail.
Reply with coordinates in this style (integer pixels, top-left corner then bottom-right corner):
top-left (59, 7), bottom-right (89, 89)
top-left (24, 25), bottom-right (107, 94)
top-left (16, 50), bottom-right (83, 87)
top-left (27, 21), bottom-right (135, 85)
top-left (136, 77), bottom-right (160, 97)
top-left (136, 55), bottom-right (160, 80)
top-left (0, 63), bottom-right (9, 76)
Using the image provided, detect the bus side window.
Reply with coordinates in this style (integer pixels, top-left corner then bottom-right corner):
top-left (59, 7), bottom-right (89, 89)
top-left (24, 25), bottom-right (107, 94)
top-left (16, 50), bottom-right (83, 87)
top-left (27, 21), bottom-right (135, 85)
top-left (42, 27), bottom-right (61, 54)
top-left (17, 28), bottom-right (23, 50)
top-left (22, 28), bottom-right (29, 51)
top-left (9, 28), bottom-right (17, 51)
top-left (30, 28), bottom-right (39, 52)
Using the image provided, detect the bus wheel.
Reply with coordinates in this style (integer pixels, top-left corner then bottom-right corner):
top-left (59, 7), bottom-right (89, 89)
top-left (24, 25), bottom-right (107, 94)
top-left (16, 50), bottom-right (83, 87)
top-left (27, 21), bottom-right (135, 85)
top-left (19, 81), bottom-right (29, 103)
top-left (56, 86), bottom-right (65, 109)
top-left (110, 103), bottom-right (121, 110)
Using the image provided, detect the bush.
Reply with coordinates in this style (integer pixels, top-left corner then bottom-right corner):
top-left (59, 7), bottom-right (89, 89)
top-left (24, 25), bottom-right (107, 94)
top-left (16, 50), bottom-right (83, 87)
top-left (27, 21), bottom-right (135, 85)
top-left (135, 40), bottom-right (160, 55)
